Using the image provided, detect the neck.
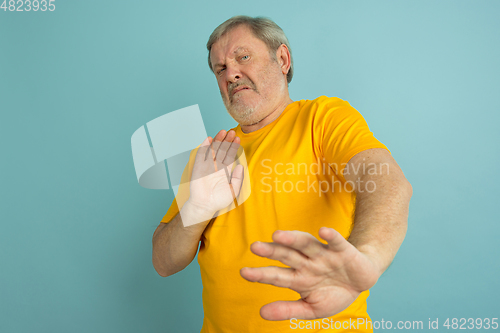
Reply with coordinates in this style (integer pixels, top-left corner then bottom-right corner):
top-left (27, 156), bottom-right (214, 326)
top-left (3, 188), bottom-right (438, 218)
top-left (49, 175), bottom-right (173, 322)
top-left (240, 96), bottom-right (294, 133)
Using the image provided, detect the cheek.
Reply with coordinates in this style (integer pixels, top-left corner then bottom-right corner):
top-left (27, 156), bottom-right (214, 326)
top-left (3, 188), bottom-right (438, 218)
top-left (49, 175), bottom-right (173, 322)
top-left (256, 74), bottom-right (272, 91)
top-left (217, 81), bottom-right (227, 95)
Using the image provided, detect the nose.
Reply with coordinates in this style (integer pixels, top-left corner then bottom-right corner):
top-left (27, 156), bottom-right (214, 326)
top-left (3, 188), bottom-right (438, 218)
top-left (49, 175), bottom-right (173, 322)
top-left (225, 64), bottom-right (242, 84)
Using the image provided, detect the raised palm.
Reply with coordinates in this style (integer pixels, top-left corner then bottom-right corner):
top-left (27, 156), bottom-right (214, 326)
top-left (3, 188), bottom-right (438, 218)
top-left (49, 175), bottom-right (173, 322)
top-left (188, 130), bottom-right (244, 217)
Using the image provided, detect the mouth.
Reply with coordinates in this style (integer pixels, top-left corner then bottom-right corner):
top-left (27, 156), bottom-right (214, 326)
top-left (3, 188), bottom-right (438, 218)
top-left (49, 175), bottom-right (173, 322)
top-left (232, 86), bottom-right (251, 96)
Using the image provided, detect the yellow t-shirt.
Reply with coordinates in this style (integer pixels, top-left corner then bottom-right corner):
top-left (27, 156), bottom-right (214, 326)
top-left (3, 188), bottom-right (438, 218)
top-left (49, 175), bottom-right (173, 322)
top-left (161, 96), bottom-right (389, 332)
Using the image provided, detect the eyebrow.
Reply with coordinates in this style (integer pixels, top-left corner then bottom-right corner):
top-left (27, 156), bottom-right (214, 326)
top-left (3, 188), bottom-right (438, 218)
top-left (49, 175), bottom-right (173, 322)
top-left (213, 47), bottom-right (248, 70)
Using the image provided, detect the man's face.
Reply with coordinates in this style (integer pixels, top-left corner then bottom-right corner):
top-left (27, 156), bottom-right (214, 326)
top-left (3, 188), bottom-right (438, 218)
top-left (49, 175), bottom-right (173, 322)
top-left (210, 25), bottom-right (287, 126)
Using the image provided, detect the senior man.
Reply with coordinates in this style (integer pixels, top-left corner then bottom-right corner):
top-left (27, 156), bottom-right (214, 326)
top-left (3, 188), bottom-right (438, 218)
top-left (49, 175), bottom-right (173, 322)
top-left (152, 15), bottom-right (412, 332)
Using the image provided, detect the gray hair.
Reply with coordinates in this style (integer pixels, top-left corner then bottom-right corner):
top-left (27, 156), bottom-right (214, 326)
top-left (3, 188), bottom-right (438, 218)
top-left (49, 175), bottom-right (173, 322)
top-left (206, 15), bottom-right (294, 84)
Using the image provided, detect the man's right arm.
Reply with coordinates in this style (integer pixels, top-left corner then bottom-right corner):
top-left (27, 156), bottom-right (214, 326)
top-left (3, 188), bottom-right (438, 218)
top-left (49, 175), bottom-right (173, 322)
top-left (151, 130), bottom-right (243, 277)
top-left (152, 201), bottom-right (212, 277)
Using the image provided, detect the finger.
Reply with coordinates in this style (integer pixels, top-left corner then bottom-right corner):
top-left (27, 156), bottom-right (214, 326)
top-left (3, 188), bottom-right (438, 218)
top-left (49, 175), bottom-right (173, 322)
top-left (223, 129), bottom-right (236, 144)
top-left (214, 129), bottom-right (227, 141)
top-left (318, 227), bottom-right (349, 252)
top-left (196, 136), bottom-right (213, 161)
top-left (215, 130), bottom-right (235, 163)
top-left (222, 136), bottom-right (241, 166)
top-left (205, 130), bottom-right (226, 161)
top-left (240, 266), bottom-right (295, 289)
top-left (222, 165), bottom-right (236, 201)
top-left (222, 139), bottom-right (241, 180)
top-left (272, 230), bottom-right (326, 259)
top-left (260, 299), bottom-right (316, 321)
top-left (250, 241), bottom-right (308, 270)
top-left (211, 129), bottom-right (230, 158)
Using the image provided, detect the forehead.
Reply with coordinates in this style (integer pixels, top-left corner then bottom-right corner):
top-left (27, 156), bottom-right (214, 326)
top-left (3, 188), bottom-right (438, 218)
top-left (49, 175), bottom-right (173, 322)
top-left (210, 25), bottom-right (269, 67)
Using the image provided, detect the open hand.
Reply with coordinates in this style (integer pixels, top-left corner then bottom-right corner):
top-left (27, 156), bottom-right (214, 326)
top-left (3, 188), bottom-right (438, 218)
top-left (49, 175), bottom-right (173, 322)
top-left (240, 227), bottom-right (381, 321)
top-left (187, 130), bottom-right (244, 221)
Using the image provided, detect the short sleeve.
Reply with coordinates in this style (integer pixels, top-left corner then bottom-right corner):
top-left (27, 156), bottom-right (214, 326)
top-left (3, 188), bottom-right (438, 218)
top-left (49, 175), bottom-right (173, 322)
top-left (160, 147), bottom-right (198, 224)
top-left (314, 97), bottom-right (390, 181)
top-left (161, 197), bottom-right (180, 224)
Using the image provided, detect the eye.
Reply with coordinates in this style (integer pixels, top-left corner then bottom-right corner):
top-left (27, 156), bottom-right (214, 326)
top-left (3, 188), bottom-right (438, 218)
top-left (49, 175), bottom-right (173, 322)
top-left (217, 67), bottom-right (226, 76)
top-left (241, 55), bottom-right (249, 61)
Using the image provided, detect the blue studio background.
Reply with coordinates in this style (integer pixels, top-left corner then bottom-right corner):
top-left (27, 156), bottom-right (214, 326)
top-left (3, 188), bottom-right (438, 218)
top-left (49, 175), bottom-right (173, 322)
top-left (1, 1), bottom-right (499, 332)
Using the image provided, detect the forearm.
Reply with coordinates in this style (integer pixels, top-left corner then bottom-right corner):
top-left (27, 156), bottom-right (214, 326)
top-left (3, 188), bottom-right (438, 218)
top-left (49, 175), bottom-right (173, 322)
top-left (152, 201), bottom-right (212, 277)
top-left (347, 173), bottom-right (412, 277)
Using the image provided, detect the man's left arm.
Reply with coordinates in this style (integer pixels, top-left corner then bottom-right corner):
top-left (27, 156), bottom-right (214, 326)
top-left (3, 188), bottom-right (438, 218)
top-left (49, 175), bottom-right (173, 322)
top-left (344, 148), bottom-right (412, 277)
top-left (240, 148), bottom-right (412, 321)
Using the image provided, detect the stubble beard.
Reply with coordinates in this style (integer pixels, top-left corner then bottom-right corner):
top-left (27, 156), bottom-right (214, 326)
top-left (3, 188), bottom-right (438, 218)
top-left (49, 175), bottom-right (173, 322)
top-left (223, 91), bottom-right (265, 125)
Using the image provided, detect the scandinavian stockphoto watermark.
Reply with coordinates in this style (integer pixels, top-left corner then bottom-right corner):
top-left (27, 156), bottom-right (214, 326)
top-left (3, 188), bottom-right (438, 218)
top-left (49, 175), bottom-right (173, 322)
top-left (290, 317), bottom-right (423, 330)
top-left (131, 105), bottom-right (251, 227)
top-left (259, 158), bottom-right (389, 196)
top-left (290, 317), bottom-right (499, 330)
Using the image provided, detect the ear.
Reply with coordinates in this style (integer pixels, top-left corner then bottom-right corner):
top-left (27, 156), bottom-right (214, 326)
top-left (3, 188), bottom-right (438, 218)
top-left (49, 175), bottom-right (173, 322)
top-left (275, 44), bottom-right (291, 76)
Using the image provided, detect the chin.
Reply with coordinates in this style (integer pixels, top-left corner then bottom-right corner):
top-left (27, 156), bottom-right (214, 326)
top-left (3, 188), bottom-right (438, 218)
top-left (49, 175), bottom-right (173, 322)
top-left (225, 100), bottom-right (263, 125)
top-left (228, 107), bottom-right (258, 125)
